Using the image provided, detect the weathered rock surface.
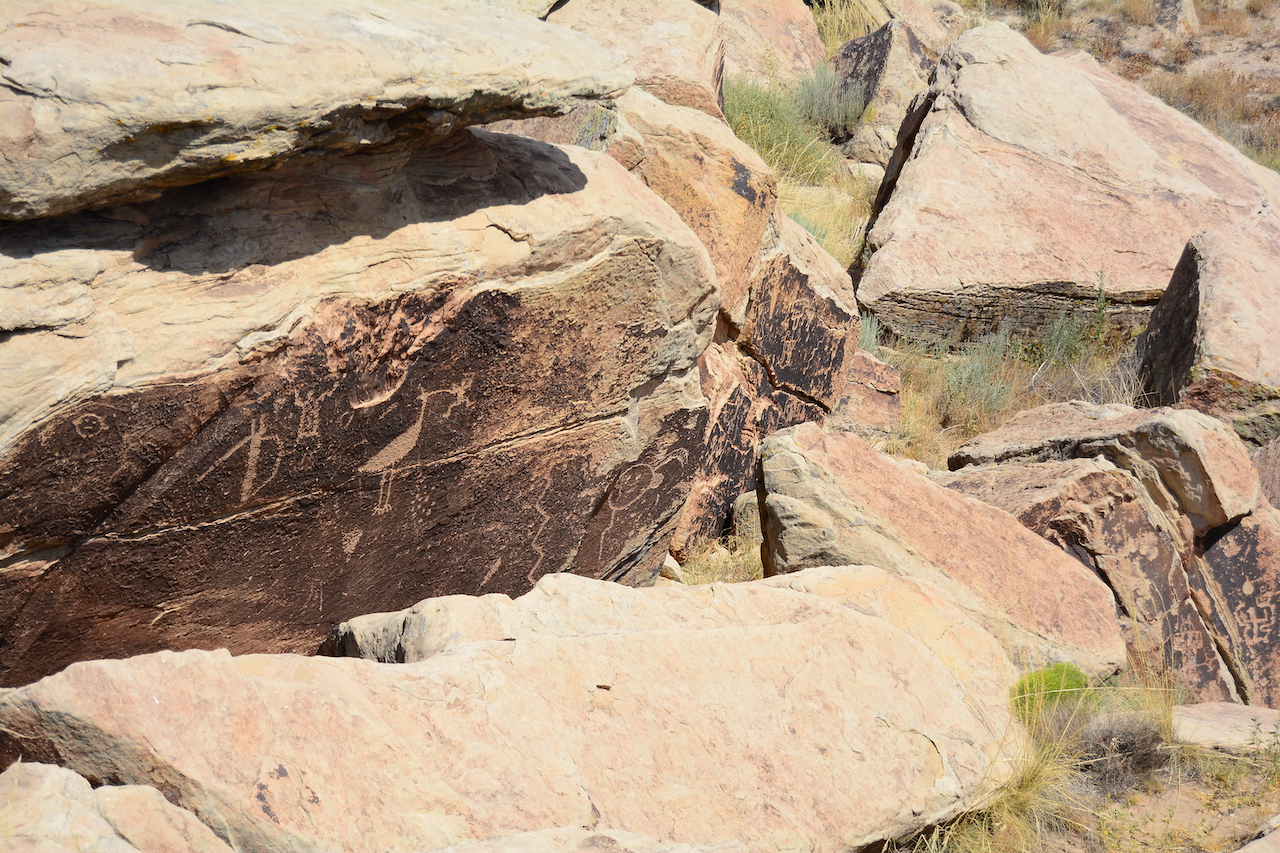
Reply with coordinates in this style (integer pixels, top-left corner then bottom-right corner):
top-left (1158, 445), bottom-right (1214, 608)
top-left (1173, 702), bottom-right (1280, 749)
top-left (856, 23), bottom-right (1280, 341)
top-left (1138, 226), bottom-right (1280, 447)
top-left (0, 761), bottom-right (234, 853)
top-left (547, 0), bottom-right (726, 119)
top-left (1256, 436), bottom-right (1280, 508)
top-left (828, 349), bottom-right (903, 437)
top-left (757, 422), bottom-right (1127, 673)
top-left (834, 20), bottom-right (938, 167)
top-left (949, 402), bottom-right (1260, 534)
top-left (0, 0), bottom-right (630, 221)
top-left (722, 0), bottom-right (827, 83)
top-left (935, 457), bottom-right (1237, 702)
top-left (1, 567), bottom-right (1021, 853)
top-left (423, 828), bottom-right (744, 853)
top-left (947, 401), bottom-right (1280, 705)
top-left (1156, 0), bottom-right (1200, 37)
top-left (0, 128), bottom-right (717, 687)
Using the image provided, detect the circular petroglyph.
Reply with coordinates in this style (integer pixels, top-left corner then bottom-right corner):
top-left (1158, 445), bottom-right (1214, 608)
top-left (73, 412), bottom-right (107, 439)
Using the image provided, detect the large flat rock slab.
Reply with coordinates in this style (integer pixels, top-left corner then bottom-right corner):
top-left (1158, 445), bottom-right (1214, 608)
top-left (0, 0), bottom-right (631, 220)
top-left (1173, 702), bottom-right (1280, 750)
top-left (856, 22), bottom-right (1280, 341)
top-left (758, 422), bottom-right (1127, 674)
top-left (0, 567), bottom-right (1022, 853)
top-left (0, 130), bottom-right (716, 686)
top-left (1138, 225), bottom-right (1280, 447)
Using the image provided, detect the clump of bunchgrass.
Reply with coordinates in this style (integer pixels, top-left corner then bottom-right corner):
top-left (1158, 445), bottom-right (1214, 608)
top-left (810, 0), bottom-right (883, 53)
top-left (723, 76), bottom-right (844, 185)
top-left (795, 64), bottom-right (866, 141)
top-left (867, 299), bottom-right (1141, 468)
top-left (677, 531), bottom-right (764, 585)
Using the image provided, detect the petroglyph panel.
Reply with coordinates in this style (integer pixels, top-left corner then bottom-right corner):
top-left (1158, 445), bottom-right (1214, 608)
top-left (0, 128), bottom-right (716, 686)
top-left (1203, 503), bottom-right (1280, 706)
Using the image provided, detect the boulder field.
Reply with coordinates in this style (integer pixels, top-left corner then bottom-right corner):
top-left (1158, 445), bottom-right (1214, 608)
top-left (3, 0), bottom-right (1280, 851)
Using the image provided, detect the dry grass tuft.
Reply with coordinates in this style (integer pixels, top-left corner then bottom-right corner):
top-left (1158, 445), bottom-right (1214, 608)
top-left (810, 0), bottom-right (884, 54)
top-left (1121, 0), bottom-right (1158, 25)
top-left (866, 305), bottom-right (1141, 469)
top-left (1144, 68), bottom-right (1280, 172)
top-left (677, 531), bottom-right (764, 585)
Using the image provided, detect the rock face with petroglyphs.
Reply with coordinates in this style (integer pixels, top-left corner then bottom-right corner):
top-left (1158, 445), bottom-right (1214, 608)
top-left (0, 2), bottom-right (720, 687)
top-left (943, 402), bottom-right (1280, 706)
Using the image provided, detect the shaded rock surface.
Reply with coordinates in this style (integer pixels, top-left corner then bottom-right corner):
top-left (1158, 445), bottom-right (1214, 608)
top-left (1257, 436), bottom-right (1280, 508)
top-left (757, 422), bottom-right (1127, 674)
top-left (0, 127), bottom-right (717, 687)
top-left (946, 402), bottom-right (1280, 705)
top-left (856, 23), bottom-right (1280, 342)
top-left (0, 761), bottom-right (233, 853)
top-left (1138, 225), bottom-right (1280, 447)
top-left (834, 20), bottom-right (939, 167)
top-left (722, 0), bottom-right (827, 83)
top-left (547, 0), bottom-right (726, 119)
top-left (0, 0), bottom-right (630, 221)
top-left (1, 567), bottom-right (1021, 853)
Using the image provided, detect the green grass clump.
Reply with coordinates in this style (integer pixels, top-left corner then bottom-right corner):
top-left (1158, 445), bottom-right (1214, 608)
top-left (1012, 663), bottom-right (1093, 729)
top-left (723, 76), bottom-right (843, 185)
top-left (795, 64), bottom-right (866, 141)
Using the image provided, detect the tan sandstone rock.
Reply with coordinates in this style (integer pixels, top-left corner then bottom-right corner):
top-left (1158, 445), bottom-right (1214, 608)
top-left (856, 23), bottom-right (1280, 342)
top-left (423, 828), bottom-right (744, 853)
top-left (0, 0), bottom-right (630, 221)
top-left (0, 761), bottom-right (234, 853)
top-left (758, 422), bottom-right (1127, 674)
top-left (722, 0), bottom-right (827, 83)
top-left (0, 126), bottom-right (717, 686)
top-left (548, 0), bottom-right (726, 118)
top-left (834, 20), bottom-right (939, 167)
top-left (949, 402), bottom-right (1260, 535)
top-left (1138, 225), bottom-right (1280, 448)
top-left (935, 457), bottom-right (1238, 701)
top-left (1, 567), bottom-right (1022, 853)
top-left (1256, 437), bottom-right (1280, 508)
top-left (948, 401), bottom-right (1280, 705)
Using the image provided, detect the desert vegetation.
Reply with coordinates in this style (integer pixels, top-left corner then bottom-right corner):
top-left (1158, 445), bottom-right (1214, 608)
top-left (893, 664), bottom-right (1280, 852)
top-left (723, 64), bottom-right (876, 266)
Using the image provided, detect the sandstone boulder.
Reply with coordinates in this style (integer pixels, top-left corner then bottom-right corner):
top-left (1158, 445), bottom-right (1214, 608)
top-left (722, 0), bottom-right (827, 83)
top-left (856, 23), bottom-right (1280, 342)
top-left (935, 457), bottom-right (1237, 701)
top-left (0, 0), bottom-right (630, 221)
top-left (547, 0), bottom-right (726, 118)
top-left (1, 567), bottom-right (1022, 853)
top-left (949, 402), bottom-right (1260, 535)
top-left (947, 401), bottom-right (1280, 705)
top-left (757, 422), bottom-right (1127, 674)
top-left (834, 20), bottom-right (939, 167)
top-left (485, 86), bottom-right (872, 553)
top-left (423, 828), bottom-right (744, 853)
top-left (0, 761), bottom-right (234, 853)
top-left (1156, 0), bottom-right (1200, 37)
top-left (0, 127), bottom-right (717, 687)
top-left (1173, 702), bottom-right (1280, 750)
top-left (1138, 226), bottom-right (1280, 447)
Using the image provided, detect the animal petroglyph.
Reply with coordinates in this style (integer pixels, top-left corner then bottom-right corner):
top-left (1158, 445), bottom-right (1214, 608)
top-left (358, 385), bottom-right (470, 514)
